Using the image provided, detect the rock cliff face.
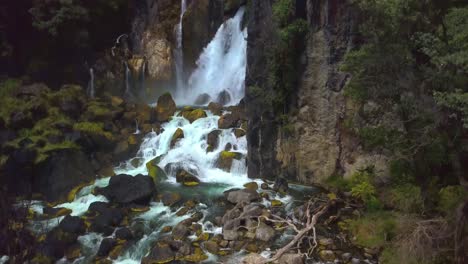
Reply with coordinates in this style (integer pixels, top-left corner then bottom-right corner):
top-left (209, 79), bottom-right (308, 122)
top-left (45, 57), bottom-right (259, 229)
top-left (246, 0), bottom-right (388, 184)
top-left (131, 0), bottom-right (180, 81)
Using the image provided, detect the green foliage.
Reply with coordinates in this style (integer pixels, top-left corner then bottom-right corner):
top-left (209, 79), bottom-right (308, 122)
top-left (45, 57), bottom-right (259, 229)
top-left (272, 0), bottom-right (293, 26)
top-left (347, 211), bottom-right (397, 248)
top-left (265, 0), bottom-right (308, 115)
top-left (0, 79), bottom-right (23, 122)
top-left (438, 185), bottom-right (467, 216)
top-left (349, 168), bottom-right (384, 211)
top-left (29, 0), bottom-right (89, 36)
top-left (73, 122), bottom-right (113, 140)
top-left (325, 174), bottom-right (351, 190)
top-left (388, 184), bottom-right (424, 213)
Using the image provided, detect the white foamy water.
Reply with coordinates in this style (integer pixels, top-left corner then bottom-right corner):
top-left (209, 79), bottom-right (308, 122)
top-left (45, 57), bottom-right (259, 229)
top-left (175, 7), bottom-right (247, 106)
top-left (115, 111), bottom-right (249, 187)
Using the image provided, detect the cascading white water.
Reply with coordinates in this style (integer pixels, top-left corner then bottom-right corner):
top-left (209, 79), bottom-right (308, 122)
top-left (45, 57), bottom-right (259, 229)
top-left (175, 7), bottom-right (247, 106)
top-left (174, 0), bottom-right (188, 91)
top-left (87, 68), bottom-right (95, 98)
top-left (115, 112), bottom-right (249, 187)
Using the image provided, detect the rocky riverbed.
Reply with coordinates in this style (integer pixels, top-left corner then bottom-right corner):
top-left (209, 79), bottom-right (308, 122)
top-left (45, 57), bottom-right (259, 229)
top-left (9, 92), bottom-right (380, 264)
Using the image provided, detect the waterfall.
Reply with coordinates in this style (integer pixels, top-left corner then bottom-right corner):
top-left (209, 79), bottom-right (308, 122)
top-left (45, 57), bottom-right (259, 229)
top-left (124, 62), bottom-right (131, 96)
top-left (176, 7), bottom-right (247, 106)
top-left (134, 119), bottom-right (140, 135)
top-left (87, 68), bottom-right (95, 98)
top-left (174, 0), bottom-right (188, 91)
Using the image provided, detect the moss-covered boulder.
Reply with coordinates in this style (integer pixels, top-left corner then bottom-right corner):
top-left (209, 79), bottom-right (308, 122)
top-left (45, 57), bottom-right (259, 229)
top-left (208, 102), bottom-right (223, 116)
top-left (145, 156), bottom-right (167, 183)
top-left (170, 128), bottom-right (184, 148)
top-left (154, 93), bottom-right (176, 122)
top-left (234, 128), bottom-right (246, 138)
top-left (216, 151), bottom-right (243, 172)
top-left (176, 169), bottom-right (201, 187)
top-left (181, 108), bottom-right (207, 123)
top-left (142, 241), bottom-right (175, 264)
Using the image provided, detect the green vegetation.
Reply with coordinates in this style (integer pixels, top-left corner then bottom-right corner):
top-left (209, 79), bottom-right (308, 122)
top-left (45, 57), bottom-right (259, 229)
top-left (73, 122), bottom-right (113, 140)
top-left (264, 0), bottom-right (308, 114)
top-left (438, 186), bottom-right (467, 217)
top-left (347, 211), bottom-right (397, 248)
top-left (338, 0), bottom-right (468, 261)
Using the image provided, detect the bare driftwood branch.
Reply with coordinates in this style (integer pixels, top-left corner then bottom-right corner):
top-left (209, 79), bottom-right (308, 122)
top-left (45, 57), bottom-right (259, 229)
top-left (258, 200), bottom-right (331, 263)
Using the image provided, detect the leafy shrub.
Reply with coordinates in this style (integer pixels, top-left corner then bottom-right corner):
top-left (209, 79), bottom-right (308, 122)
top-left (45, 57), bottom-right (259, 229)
top-left (347, 211), bottom-right (397, 248)
top-left (388, 184), bottom-right (424, 213)
top-left (438, 185), bottom-right (467, 216)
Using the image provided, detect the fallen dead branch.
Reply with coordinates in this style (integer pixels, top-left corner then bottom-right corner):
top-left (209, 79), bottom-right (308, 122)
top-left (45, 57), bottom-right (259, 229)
top-left (258, 199), bottom-right (331, 263)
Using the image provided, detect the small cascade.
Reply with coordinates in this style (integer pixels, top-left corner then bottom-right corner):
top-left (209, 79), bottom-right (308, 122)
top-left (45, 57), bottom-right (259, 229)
top-left (133, 119), bottom-right (140, 135)
top-left (124, 62), bottom-right (131, 96)
top-left (87, 68), bottom-right (95, 98)
top-left (174, 0), bottom-right (188, 91)
top-left (176, 7), bottom-right (247, 106)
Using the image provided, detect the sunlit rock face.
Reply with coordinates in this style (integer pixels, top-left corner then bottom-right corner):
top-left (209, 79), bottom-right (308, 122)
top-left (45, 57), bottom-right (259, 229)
top-left (130, 0), bottom-right (180, 82)
top-left (245, 0), bottom-right (390, 184)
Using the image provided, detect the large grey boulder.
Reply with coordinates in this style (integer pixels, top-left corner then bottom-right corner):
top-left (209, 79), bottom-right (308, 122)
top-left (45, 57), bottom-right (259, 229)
top-left (97, 174), bottom-right (156, 205)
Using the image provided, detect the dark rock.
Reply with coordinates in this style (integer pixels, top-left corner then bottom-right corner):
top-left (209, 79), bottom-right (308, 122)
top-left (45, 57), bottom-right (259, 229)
top-left (97, 238), bottom-right (117, 257)
top-left (175, 169), bottom-right (201, 187)
top-left (161, 192), bottom-right (182, 207)
top-left (116, 227), bottom-right (134, 241)
top-left (88, 202), bottom-right (123, 235)
top-left (170, 128), bottom-right (184, 148)
top-left (59, 216), bottom-right (86, 234)
top-left (206, 130), bottom-right (221, 152)
top-left (39, 216), bottom-right (85, 260)
top-left (224, 143), bottom-right (232, 151)
top-left (218, 113), bottom-right (239, 129)
top-left (182, 0), bottom-right (224, 73)
top-left (216, 151), bottom-right (243, 172)
top-left (154, 93), bottom-right (176, 122)
top-left (194, 93), bottom-right (211, 105)
top-left (172, 222), bottom-right (190, 240)
top-left (234, 128), bottom-right (246, 138)
top-left (273, 177), bottom-right (289, 194)
top-left (34, 149), bottom-right (94, 202)
top-left (216, 90), bottom-right (232, 105)
top-left (97, 174), bottom-right (156, 205)
top-left (208, 102), bottom-right (223, 115)
top-left (224, 189), bottom-right (260, 204)
top-left (142, 241), bottom-right (175, 264)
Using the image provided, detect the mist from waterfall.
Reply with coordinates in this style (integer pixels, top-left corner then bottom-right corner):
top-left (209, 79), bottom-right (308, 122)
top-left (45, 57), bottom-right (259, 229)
top-left (175, 7), bottom-right (247, 106)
